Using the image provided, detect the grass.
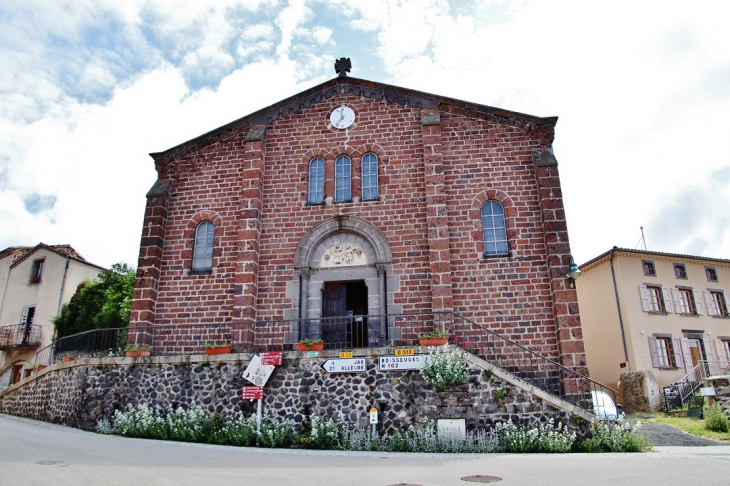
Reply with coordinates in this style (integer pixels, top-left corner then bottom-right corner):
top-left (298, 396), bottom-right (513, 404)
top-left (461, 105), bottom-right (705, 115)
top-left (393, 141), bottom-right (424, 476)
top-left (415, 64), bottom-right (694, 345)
top-left (631, 412), bottom-right (730, 442)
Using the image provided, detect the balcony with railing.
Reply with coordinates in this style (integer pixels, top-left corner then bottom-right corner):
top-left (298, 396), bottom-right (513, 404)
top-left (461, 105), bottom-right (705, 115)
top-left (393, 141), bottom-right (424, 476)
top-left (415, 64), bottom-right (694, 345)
top-left (0, 324), bottom-right (43, 350)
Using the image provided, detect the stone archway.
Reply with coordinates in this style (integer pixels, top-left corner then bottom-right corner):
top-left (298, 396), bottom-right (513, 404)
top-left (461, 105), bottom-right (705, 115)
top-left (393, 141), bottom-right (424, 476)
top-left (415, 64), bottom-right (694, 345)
top-left (290, 215), bottom-right (394, 347)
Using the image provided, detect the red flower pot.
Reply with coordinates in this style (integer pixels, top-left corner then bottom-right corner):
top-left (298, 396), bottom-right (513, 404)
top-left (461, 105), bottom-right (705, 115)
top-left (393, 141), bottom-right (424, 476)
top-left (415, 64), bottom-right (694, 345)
top-left (139, 350), bottom-right (151, 357)
top-left (205, 346), bottom-right (232, 355)
top-left (126, 350), bottom-right (141, 358)
top-left (296, 342), bottom-right (324, 351)
top-left (418, 337), bottom-right (448, 346)
top-left (61, 356), bottom-right (75, 362)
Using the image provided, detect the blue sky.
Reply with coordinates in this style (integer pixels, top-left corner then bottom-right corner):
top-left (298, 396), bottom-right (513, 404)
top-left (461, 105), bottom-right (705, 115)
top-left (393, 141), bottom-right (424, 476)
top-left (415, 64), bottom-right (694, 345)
top-left (1, 0), bottom-right (729, 268)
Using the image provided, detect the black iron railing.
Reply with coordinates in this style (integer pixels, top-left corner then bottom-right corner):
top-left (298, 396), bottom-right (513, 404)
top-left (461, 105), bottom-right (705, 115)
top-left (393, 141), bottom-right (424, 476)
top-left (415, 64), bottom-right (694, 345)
top-left (0, 324), bottom-right (42, 350)
top-left (33, 312), bottom-right (617, 413)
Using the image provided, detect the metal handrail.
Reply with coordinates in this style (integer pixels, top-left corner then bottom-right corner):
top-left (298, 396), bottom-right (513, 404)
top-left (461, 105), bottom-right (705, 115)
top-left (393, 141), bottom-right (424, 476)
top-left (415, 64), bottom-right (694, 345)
top-left (676, 360), bottom-right (730, 405)
top-left (33, 311), bottom-right (617, 414)
top-left (441, 312), bottom-right (619, 412)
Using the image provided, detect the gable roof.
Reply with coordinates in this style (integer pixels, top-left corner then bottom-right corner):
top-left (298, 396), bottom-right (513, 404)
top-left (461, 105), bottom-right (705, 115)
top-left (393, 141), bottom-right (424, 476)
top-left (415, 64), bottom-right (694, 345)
top-left (150, 75), bottom-right (559, 163)
top-left (580, 247), bottom-right (730, 273)
top-left (6, 243), bottom-right (104, 271)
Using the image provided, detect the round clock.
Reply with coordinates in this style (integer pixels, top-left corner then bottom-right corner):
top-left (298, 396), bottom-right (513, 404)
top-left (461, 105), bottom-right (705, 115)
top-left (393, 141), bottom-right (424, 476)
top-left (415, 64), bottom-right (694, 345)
top-left (329, 106), bottom-right (356, 129)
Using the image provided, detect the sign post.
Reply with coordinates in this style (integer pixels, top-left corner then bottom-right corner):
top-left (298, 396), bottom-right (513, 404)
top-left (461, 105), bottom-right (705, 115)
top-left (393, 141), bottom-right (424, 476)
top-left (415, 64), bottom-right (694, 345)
top-left (369, 407), bottom-right (378, 437)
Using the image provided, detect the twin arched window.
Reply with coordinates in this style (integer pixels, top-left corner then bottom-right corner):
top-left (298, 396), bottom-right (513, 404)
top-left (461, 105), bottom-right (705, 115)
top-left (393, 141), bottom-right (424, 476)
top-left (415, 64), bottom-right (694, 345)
top-left (481, 201), bottom-right (508, 256)
top-left (192, 221), bottom-right (215, 272)
top-left (309, 154), bottom-right (378, 204)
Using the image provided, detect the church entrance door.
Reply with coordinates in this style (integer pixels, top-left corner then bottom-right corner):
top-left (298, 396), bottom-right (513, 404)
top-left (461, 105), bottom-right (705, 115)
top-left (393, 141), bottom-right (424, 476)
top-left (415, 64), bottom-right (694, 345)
top-left (322, 281), bottom-right (368, 348)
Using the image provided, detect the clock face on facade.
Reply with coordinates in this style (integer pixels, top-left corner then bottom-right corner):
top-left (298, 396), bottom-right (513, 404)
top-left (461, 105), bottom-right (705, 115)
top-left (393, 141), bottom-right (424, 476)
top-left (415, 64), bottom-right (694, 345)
top-left (329, 106), bottom-right (356, 129)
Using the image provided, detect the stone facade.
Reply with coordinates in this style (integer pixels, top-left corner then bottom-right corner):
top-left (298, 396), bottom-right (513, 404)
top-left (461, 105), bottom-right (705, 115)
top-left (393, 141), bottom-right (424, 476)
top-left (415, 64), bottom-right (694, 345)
top-left (129, 73), bottom-right (585, 377)
top-left (619, 370), bottom-right (660, 412)
top-left (0, 348), bottom-right (590, 434)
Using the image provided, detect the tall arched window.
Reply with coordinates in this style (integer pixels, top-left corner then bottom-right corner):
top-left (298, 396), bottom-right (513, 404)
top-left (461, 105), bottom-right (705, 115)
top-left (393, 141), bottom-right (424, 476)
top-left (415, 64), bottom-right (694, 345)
top-left (308, 157), bottom-right (325, 204)
top-left (361, 153), bottom-right (378, 200)
top-left (335, 155), bottom-right (351, 202)
top-left (481, 201), bottom-right (508, 256)
top-left (192, 221), bottom-right (215, 272)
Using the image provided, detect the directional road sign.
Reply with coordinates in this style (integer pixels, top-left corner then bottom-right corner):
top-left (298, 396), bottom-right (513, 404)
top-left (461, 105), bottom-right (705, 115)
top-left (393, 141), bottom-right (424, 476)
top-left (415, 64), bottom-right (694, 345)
top-left (378, 354), bottom-right (432, 371)
top-left (320, 358), bottom-right (366, 374)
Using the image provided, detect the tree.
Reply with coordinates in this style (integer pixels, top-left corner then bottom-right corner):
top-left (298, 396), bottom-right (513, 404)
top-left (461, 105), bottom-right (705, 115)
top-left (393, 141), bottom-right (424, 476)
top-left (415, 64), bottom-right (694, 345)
top-left (53, 263), bottom-right (136, 338)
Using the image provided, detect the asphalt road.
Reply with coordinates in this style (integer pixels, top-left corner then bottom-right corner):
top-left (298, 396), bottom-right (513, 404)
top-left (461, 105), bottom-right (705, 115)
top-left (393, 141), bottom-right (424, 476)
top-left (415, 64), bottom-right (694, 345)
top-left (1, 414), bottom-right (729, 486)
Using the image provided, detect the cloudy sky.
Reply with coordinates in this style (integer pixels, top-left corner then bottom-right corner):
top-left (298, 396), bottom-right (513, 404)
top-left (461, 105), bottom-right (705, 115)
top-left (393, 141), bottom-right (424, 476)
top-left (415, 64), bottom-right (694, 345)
top-left (1, 0), bottom-right (729, 268)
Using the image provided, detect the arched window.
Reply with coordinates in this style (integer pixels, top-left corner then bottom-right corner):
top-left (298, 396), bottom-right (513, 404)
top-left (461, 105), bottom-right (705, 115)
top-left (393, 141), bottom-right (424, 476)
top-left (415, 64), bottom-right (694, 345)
top-left (481, 201), bottom-right (508, 256)
top-left (361, 153), bottom-right (378, 200)
top-left (308, 157), bottom-right (325, 204)
top-left (335, 155), bottom-right (351, 202)
top-left (192, 221), bottom-right (215, 272)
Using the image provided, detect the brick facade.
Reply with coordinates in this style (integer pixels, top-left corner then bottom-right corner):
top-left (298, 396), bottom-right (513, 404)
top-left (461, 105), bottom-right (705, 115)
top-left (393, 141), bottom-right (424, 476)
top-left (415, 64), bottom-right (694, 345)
top-left (130, 75), bottom-right (586, 371)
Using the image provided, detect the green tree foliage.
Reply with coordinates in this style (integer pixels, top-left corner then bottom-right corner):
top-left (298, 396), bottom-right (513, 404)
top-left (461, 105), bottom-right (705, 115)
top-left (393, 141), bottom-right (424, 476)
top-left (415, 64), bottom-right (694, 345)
top-left (53, 263), bottom-right (135, 337)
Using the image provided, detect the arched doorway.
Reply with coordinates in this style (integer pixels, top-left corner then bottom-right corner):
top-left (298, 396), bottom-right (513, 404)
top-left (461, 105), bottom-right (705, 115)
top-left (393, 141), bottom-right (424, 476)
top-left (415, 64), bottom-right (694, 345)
top-left (291, 215), bottom-right (394, 348)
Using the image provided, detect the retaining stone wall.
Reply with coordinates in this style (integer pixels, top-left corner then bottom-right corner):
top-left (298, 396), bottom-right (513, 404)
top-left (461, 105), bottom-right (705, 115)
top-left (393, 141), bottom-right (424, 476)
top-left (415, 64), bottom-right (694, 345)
top-left (0, 349), bottom-right (585, 434)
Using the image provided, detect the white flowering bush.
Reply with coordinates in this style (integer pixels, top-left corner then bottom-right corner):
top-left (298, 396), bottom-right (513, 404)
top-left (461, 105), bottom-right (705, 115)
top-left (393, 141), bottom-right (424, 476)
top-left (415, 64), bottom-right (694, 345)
top-left (494, 418), bottom-right (576, 453)
top-left (301, 413), bottom-right (350, 449)
top-left (419, 345), bottom-right (469, 392)
top-left (113, 403), bottom-right (168, 439)
top-left (165, 404), bottom-right (211, 442)
top-left (576, 415), bottom-right (652, 452)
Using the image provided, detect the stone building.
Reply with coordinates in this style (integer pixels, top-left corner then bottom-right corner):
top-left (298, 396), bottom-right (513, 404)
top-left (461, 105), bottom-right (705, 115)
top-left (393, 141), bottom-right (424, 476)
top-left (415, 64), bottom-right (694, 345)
top-left (130, 60), bottom-right (585, 374)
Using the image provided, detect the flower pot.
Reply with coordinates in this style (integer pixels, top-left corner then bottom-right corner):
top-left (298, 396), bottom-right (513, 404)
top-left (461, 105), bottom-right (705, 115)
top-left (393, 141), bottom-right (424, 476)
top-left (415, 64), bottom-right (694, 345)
top-left (418, 337), bottom-right (448, 346)
top-left (139, 350), bottom-right (151, 357)
top-left (296, 342), bottom-right (324, 351)
top-left (205, 346), bottom-right (232, 355)
top-left (36, 365), bottom-right (47, 372)
top-left (126, 350), bottom-right (141, 358)
top-left (61, 356), bottom-right (75, 362)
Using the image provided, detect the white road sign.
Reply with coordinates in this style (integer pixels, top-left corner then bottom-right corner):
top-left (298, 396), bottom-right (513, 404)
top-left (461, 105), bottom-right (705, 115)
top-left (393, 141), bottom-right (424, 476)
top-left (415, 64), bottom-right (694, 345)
top-left (242, 355), bottom-right (275, 386)
top-left (320, 358), bottom-right (367, 374)
top-left (378, 354), bottom-right (432, 371)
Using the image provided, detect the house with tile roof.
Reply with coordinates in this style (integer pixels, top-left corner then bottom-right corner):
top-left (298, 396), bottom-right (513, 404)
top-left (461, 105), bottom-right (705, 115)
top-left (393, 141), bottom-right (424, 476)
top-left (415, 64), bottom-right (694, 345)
top-left (577, 247), bottom-right (730, 407)
top-left (0, 243), bottom-right (104, 390)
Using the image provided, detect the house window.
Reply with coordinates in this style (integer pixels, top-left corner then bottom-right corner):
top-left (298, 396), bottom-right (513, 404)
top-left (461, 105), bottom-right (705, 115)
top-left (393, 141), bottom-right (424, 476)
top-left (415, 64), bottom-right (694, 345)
top-left (361, 153), bottom-right (378, 201)
top-left (720, 340), bottom-right (730, 363)
top-left (30, 259), bottom-right (44, 284)
top-left (481, 201), bottom-right (508, 256)
top-left (674, 263), bottom-right (687, 279)
top-left (642, 260), bottom-right (656, 276)
top-left (192, 221), bottom-right (214, 272)
top-left (335, 155), bottom-right (351, 202)
top-left (706, 267), bottom-right (718, 282)
top-left (649, 336), bottom-right (677, 368)
top-left (308, 157), bottom-right (325, 204)
top-left (21, 306), bottom-right (35, 325)
top-left (706, 291), bottom-right (728, 317)
top-left (677, 288), bottom-right (695, 314)
top-left (645, 286), bottom-right (663, 312)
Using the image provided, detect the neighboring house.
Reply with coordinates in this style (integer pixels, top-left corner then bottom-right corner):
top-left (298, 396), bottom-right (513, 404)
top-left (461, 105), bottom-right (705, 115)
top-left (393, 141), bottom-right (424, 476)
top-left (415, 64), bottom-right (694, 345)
top-left (129, 59), bottom-right (586, 376)
top-left (0, 244), bottom-right (104, 391)
top-left (577, 247), bottom-right (730, 402)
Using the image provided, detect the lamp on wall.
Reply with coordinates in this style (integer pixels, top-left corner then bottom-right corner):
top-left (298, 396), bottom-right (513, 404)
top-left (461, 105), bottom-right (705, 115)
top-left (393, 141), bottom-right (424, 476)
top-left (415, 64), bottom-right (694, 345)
top-left (567, 255), bottom-right (583, 289)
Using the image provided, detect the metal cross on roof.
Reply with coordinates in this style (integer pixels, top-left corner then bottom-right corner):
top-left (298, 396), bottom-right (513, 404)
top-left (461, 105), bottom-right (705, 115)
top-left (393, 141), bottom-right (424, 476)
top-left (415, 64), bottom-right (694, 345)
top-left (334, 57), bottom-right (351, 77)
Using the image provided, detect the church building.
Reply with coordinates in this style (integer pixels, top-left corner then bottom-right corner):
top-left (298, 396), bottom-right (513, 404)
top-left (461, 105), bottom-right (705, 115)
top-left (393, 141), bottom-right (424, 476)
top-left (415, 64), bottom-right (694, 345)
top-left (130, 59), bottom-right (585, 372)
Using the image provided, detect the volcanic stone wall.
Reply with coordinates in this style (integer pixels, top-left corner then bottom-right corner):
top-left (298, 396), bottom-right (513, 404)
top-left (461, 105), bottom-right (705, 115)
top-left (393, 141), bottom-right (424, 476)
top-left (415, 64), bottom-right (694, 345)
top-left (0, 350), bottom-right (585, 434)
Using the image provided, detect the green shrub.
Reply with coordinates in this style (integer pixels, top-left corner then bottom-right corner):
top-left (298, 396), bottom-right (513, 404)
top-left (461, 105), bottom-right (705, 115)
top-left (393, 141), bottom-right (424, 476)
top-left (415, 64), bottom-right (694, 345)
top-left (419, 346), bottom-right (469, 392)
top-left (575, 415), bottom-right (652, 452)
top-left (494, 418), bottom-right (575, 453)
top-left (704, 403), bottom-right (729, 432)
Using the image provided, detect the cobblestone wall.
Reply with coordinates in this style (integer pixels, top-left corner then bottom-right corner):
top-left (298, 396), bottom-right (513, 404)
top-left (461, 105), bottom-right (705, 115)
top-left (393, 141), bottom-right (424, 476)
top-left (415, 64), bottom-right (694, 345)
top-left (0, 349), bottom-right (586, 434)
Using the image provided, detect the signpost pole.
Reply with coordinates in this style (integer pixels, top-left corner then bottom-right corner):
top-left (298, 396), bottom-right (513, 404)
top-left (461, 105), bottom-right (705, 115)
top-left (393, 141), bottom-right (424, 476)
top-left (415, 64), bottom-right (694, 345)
top-left (256, 398), bottom-right (262, 446)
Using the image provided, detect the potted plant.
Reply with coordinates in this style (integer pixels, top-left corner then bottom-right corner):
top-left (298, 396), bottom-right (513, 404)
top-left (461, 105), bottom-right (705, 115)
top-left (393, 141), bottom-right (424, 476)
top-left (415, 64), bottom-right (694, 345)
top-left (34, 363), bottom-right (47, 373)
top-left (204, 343), bottom-right (232, 355)
top-left (125, 345), bottom-right (153, 358)
top-left (296, 338), bottom-right (324, 351)
top-left (417, 330), bottom-right (449, 346)
top-left (60, 353), bottom-right (75, 362)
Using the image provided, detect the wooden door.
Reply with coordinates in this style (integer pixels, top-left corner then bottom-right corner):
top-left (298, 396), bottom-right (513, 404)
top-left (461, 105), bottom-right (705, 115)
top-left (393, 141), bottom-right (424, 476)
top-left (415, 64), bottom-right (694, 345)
top-left (688, 339), bottom-right (703, 367)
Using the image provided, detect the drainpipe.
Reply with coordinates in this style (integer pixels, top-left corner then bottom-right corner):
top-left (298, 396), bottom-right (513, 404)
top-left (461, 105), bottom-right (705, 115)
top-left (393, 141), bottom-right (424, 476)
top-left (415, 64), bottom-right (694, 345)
top-left (609, 248), bottom-right (630, 369)
top-left (55, 257), bottom-right (71, 341)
